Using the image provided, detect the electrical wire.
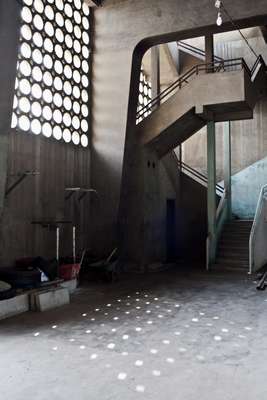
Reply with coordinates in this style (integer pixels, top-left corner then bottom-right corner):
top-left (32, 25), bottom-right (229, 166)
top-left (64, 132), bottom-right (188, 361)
top-left (220, 2), bottom-right (259, 60)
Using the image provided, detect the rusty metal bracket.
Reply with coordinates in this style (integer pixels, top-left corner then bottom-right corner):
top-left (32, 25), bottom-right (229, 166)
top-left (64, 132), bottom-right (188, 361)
top-left (5, 170), bottom-right (40, 197)
top-left (65, 187), bottom-right (98, 201)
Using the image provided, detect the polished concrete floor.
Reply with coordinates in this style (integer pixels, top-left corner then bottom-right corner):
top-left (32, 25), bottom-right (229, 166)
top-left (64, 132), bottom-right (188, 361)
top-left (0, 268), bottom-right (266, 400)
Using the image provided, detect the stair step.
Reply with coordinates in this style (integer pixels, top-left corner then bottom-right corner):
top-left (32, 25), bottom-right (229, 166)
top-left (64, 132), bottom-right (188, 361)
top-left (213, 264), bottom-right (249, 272)
top-left (226, 219), bottom-right (253, 224)
top-left (214, 220), bottom-right (253, 272)
top-left (217, 252), bottom-right (249, 261)
top-left (223, 229), bottom-right (252, 234)
top-left (220, 235), bottom-right (249, 239)
top-left (216, 257), bottom-right (249, 267)
top-left (225, 222), bottom-right (253, 226)
top-left (218, 246), bottom-right (249, 253)
top-left (220, 232), bottom-right (250, 238)
top-left (219, 244), bottom-right (249, 250)
top-left (224, 222), bottom-right (253, 228)
top-left (222, 226), bottom-right (252, 231)
top-left (223, 229), bottom-right (251, 235)
top-left (220, 238), bottom-right (250, 244)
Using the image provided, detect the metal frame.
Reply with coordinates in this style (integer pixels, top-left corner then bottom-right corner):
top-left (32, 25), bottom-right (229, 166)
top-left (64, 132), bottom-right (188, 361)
top-left (64, 187), bottom-right (98, 201)
top-left (5, 170), bottom-right (40, 197)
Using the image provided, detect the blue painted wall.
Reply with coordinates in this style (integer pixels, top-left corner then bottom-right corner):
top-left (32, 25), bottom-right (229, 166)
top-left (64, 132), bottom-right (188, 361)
top-left (231, 156), bottom-right (267, 219)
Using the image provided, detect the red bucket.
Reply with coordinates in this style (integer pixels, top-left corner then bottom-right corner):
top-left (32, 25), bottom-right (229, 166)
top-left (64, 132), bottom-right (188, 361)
top-left (59, 264), bottom-right (80, 281)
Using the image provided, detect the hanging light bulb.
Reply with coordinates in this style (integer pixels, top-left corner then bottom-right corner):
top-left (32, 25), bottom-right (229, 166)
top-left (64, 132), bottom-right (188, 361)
top-left (215, 0), bottom-right (222, 9)
top-left (216, 12), bottom-right (223, 26)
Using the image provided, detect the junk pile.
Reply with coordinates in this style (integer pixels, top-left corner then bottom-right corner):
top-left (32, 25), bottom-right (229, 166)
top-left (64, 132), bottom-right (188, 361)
top-left (0, 255), bottom-right (83, 301)
top-left (0, 280), bottom-right (16, 301)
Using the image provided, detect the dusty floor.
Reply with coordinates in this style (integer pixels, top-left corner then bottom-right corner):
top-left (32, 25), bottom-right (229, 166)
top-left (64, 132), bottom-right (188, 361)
top-left (0, 268), bottom-right (267, 400)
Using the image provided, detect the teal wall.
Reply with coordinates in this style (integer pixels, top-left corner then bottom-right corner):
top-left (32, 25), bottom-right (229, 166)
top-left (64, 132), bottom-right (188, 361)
top-left (231, 156), bottom-right (267, 219)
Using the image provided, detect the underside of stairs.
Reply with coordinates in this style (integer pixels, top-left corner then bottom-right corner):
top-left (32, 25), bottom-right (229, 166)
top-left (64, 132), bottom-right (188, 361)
top-left (136, 57), bottom-right (267, 159)
top-left (214, 220), bottom-right (253, 272)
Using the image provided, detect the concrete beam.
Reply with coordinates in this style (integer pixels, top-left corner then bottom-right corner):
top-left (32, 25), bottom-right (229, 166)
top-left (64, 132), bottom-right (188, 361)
top-left (167, 42), bottom-right (181, 75)
top-left (31, 288), bottom-right (70, 312)
top-left (151, 46), bottom-right (160, 102)
top-left (0, 294), bottom-right (29, 321)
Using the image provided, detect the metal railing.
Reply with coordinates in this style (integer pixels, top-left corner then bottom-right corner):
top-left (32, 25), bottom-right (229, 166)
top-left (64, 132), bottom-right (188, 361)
top-left (136, 56), bottom-right (264, 122)
top-left (171, 151), bottom-right (224, 195)
top-left (250, 55), bottom-right (265, 81)
top-left (180, 161), bottom-right (224, 195)
top-left (177, 41), bottom-right (223, 63)
top-left (249, 184), bottom-right (267, 274)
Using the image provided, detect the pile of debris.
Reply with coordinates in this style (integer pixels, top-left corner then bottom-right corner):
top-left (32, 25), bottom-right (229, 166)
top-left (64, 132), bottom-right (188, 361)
top-left (0, 256), bottom-right (81, 301)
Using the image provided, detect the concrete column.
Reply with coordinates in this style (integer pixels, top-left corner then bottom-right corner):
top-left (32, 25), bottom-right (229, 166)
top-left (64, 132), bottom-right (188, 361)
top-left (141, 148), bottom-right (162, 271)
top-left (151, 46), bottom-right (160, 103)
top-left (223, 121), bottom-right (232, 219)
top-left (0, 0), bottom-right (21, 212)
top-left (205, 34), bottom-right (214, 72)
top-left (207, 121), bottom-right (217, 266)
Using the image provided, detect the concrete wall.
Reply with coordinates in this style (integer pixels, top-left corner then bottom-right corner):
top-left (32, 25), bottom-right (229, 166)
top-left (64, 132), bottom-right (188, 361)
top-left (231, 156), bottom-right (267, 218)
top-left (1, 131), bottom-right (91, 265)
top-left (178, 173), bottom-right (208, 261)
top-left (0, 0), bottom-right (21, 216)
top-left (91, 0), bottom-right (267, 261)
top-left (0, 0), bottom-right (92, 266)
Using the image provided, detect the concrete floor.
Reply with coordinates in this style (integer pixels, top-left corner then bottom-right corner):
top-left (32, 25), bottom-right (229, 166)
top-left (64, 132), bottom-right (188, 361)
top-left (0, 269), bottom-right (267, 400)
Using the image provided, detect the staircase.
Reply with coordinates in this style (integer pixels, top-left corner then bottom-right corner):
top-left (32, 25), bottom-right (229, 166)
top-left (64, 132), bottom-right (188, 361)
top-left (136, 57), bottom-right (266, 158)
top-left (215, 220), bottom-right (253, 271)
top-left (135, 56), bottom-right (266, 271)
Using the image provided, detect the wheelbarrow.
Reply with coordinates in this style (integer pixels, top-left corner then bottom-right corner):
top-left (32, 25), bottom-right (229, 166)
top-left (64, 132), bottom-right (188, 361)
top-left (81, 248), bottom-right (119, 283)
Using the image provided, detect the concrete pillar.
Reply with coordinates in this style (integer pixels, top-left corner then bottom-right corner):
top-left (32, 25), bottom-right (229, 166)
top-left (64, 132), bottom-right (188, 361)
top-left (205, 34), bottom-right (214, 72)
top-left (223, 121), bottom-right (232, 219)
top-left (151, 46), bottom-right (160, 103)
top-left (141, 148), bottom-right (162, 270)
top-left (167, 42), bottom-right (180, 75)
top-left (0, 0), bottom-right (21, 212)
top-left (207, 121), bottom-right (217, 266)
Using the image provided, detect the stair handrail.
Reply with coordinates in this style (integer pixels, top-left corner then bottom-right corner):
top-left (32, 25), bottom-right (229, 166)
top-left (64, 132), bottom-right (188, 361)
top-left (177, 41), bottom-right (224, 63)
top-left (249, 184), bottom-right (267, 274)
top-left (171, 152), bottom-right (224, 194)
top-left (216, 189), bottom-right (227, 221)
top-left (181, 161), bottom-right (224, 194)
top-left (137, 56), bottom-right (264, 122)
top-left (250, 55), bottom-right (266, 79)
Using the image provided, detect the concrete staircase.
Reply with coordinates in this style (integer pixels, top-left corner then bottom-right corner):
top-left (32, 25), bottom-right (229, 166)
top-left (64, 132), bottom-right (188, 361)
top-left (136, 58), bottom-right (266, 158)
top-left (215, 220), bottom-right (253, 271)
